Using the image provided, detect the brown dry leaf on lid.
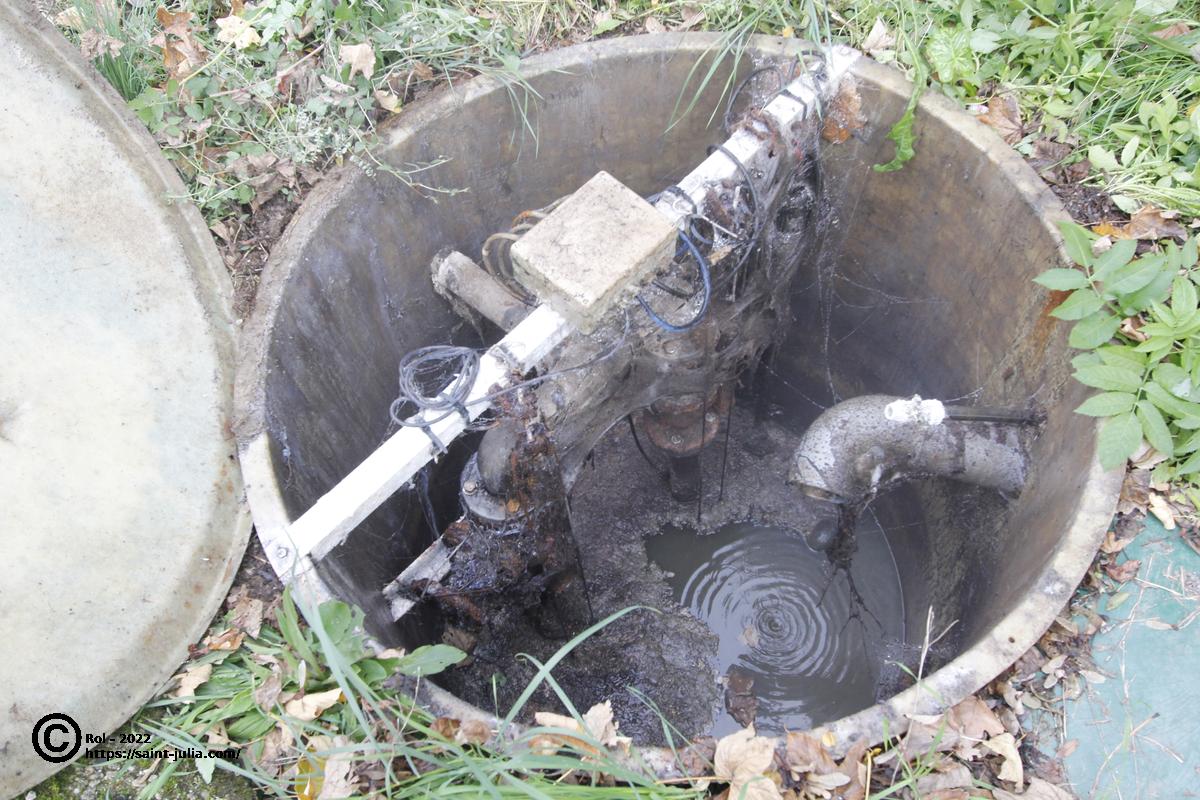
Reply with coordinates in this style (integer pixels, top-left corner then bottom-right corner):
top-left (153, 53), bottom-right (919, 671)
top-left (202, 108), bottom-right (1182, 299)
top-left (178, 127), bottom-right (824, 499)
top-left (982, 732), bottom-right (1023, 785)
top-left (976, 94), bottom-right (1023, 144)
top-left (644, 15), bottom-right (666, 34)
top-left (1105, 558), bottom-right (1141, 583)
top-left (1148, 492), bottom-right (1177, 529)
top-left (339, 42), bottom-right (376, 80)
top-left (945, 695), bottom-right (1005, 740)
top-left (993, 777), bottom-right (1075, 800)
top-left (715, 726), bottom-right (783, 800)
top-left (1101, 526), bottom-right (1138, 555)
top-left (172, 662), bottom-right (212, 701)
top-left (152, 8), bottom-right (207, 82)
top-left (284, 687), bottom-right (344, 721)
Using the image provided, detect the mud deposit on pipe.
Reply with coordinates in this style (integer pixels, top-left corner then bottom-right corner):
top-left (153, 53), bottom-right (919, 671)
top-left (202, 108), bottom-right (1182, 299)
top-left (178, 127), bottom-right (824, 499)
top-left (647, 519), bottom-right (904, 736)
top-left (436, 408), bottom-right (913, 742)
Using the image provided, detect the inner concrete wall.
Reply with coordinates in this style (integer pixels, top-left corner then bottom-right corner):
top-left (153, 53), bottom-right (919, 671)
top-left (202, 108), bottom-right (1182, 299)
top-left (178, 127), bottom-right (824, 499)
top-left (236, 36), bottom-right (1110, 717)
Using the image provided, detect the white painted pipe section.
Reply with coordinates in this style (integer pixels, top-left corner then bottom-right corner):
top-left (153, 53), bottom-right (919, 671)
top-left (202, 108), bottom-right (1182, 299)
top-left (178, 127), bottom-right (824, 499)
top-left (287, 304), bottom-right (573, 562)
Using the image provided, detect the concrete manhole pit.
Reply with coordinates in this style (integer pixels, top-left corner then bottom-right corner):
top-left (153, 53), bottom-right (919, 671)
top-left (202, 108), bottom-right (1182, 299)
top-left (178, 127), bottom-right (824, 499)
top-left (235, 35), bottom-right (1122, 757)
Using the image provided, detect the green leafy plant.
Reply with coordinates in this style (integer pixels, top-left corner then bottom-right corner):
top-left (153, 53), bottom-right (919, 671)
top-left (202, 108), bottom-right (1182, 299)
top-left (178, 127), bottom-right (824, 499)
top-left (1036, 221), bottom-right (1200, 473)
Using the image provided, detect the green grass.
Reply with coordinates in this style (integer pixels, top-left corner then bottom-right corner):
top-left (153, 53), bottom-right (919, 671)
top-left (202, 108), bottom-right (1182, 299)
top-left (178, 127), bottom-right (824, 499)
top-left (827, 0), bottom-right (1200, 212)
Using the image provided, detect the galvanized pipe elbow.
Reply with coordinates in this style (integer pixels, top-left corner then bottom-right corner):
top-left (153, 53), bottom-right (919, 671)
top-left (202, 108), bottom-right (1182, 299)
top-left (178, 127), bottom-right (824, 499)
top-left (788, 395), bottom-right (1027, 504)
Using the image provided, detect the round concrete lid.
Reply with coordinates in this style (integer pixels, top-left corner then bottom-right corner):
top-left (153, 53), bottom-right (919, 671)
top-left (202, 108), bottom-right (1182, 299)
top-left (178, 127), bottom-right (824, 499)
top-left (0, 6), bottom-right (249, 795)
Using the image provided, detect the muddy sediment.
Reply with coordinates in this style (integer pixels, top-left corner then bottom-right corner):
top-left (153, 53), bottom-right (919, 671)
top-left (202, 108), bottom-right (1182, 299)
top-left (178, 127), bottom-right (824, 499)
top-left (435, 405), bottom-right (912, 742)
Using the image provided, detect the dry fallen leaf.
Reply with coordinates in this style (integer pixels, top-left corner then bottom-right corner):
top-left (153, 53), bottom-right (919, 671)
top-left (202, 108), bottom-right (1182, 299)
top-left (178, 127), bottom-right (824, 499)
top-left (215, 15), bottom-right (261, 49)
top-left (284, 688), bottom-right (344, 721)
top-left (982, 732), bottom-right (1023, 785)
top-left (340, 42), bottom-right (376, 81)
top-left (317, 736), bottom-right (356, 800)
top-left (715, 726), bottom-right (782, 800)
top-left (784, 730), bottom-right (837, 776)
top-left (976, 94), bottom-right (1023, 145)
top-left (993, 776), bottom-right (1075, 800)
top-left (1148, 493), bottom-right (1177, 529)
top-left (374, 90), bottom-right (402, 113)
top-left (254, 669), bottom-right (283, 710)
top-left (231, 595), bottom-right (265, 638)
top-left (54, 8), bottom-right (85, 30)
top-left (1152, 22), bottom-right (1191, 38)
top-left (531, 702), bottom-right (631, 755)
top-left (80, 30), bottom-right (124, 60)
top-left (644, 16), bottom-right (666, 34)
top-left (172, 663), bottom-right (212, 701)
top-left (861, 17), bottom-right (895, 57)
top-left (1099, 206), bottom-right (1189, 240)
top-left (252, 723), bottom-right (294, 778)
top-left (153, 7), bottom-right (207, 81)
top-left (916, 763), bottom-right (973, 795)
top-left (205, 628), bottom-right (245, 652)
top-left (583, 701), bottom-right (632, 751)
top-left (1105, 558), bottom-right (1141, 583)
top-left (456, 718), bottom-right (491, 746)
top-left (946, 696), bottom-right (1005, 740)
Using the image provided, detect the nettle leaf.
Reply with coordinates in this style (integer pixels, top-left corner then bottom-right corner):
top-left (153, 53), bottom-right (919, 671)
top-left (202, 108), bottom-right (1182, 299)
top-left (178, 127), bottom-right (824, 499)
top-left (1074, 364), bottom-right (1144, 392)
top-left (1034, 268), bottom-right (1090, 290)
top-left (1097, 413), bottom-right (1143, 469)
top-left (1056, 221), bottom-right (1095, 267)
top-left (1050, 288), bottom-right (1104, 320)
top-left (1069, 311), bottom-right (1121, 349)
top-left (1075, 392), bottom-right (1136, 417)
top-left (1136, 400), bottom-right (1175, 456)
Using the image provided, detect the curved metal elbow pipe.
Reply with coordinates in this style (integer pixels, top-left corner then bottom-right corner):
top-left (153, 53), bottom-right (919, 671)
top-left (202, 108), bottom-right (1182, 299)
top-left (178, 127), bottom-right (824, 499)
top-left (788, 395), bottom-right (1027, 504)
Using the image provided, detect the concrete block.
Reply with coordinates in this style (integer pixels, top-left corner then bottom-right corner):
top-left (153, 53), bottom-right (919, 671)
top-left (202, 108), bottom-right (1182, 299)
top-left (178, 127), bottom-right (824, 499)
top-left (510, 170), bottom-right (676, 331)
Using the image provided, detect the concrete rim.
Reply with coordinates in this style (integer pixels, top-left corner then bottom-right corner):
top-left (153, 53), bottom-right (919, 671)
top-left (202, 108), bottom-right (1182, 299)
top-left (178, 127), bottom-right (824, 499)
top-left (234, 34), bottom-right (1123, 762)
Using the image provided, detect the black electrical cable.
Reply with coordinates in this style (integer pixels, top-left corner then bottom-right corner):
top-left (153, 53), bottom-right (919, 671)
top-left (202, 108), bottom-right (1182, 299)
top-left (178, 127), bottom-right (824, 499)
top-left (706, 143), bottom-right (766, 292)
top-left (636, 228), bottom-right (712, 332)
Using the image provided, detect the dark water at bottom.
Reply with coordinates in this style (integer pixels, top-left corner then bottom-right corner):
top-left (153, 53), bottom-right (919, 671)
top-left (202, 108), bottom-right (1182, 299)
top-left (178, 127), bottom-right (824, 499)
top-left (646, 517), bottom-right (905, 736)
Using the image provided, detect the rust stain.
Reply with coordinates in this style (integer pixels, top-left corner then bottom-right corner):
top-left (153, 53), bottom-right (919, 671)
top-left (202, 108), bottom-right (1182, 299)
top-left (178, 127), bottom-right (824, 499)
top-left (1028, 289), bottom-right (1070, 355)
top-left (821, 83), bottom-right (866, 144)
